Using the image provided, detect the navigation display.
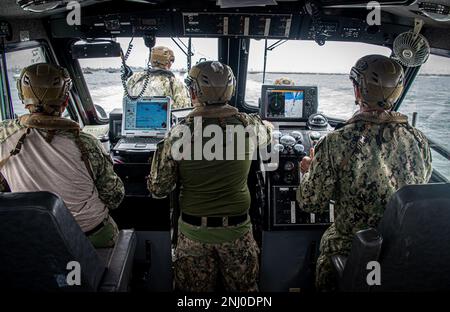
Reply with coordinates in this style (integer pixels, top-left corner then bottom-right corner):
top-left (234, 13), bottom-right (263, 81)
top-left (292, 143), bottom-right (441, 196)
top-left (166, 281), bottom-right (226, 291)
top-left (135, 101), bottom-right (168, 129)
top-left (267, 89), bottom-right (304, 118)
top-left (260, 85), bottom-right (318, 120)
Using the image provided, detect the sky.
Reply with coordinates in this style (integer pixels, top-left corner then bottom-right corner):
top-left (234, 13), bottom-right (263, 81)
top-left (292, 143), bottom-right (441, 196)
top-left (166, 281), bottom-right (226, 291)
top-left (78, 37), bottom-right (450, 75)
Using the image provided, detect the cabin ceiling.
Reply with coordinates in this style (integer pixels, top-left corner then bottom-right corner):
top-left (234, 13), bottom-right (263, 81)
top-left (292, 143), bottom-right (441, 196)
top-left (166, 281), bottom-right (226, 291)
top-left (0, 0), bottom-right (449, 27)
top-left (0, 0), bottom-right (105, 18)
top-left (0, 0), bottom-right (449, 52)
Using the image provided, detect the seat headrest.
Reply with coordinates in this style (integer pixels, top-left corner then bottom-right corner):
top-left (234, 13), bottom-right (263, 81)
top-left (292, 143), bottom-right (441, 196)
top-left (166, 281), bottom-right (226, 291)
top-left (377, 183), bottom-right (450, 291)
top-left (0, 191), bottom-right (104, 291)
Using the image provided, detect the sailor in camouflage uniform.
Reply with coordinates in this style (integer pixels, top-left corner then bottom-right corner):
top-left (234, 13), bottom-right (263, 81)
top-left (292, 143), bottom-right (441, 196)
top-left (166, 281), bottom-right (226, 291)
top-left (126, 46), bottom-right (191, 109)
top-left (297, 55), bottom-right (432, 291)
top-left (274, 77), bottom-right (295, 86)
top-left (0, 63), bottom-right (124, 248)
top-left (148, 61), bottom-right (272, 292)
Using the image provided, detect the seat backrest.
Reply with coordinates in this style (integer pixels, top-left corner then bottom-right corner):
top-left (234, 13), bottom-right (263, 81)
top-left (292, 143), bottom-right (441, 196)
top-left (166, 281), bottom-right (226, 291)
top-left (340, 228), bottom-right (383, 291)
top-left (0, 192), bottom-right (105, 291)
top-left (376, 183), bottom-right (450, 291)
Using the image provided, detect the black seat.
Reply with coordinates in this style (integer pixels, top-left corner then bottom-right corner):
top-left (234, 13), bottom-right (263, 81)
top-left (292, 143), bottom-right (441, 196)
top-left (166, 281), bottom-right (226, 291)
top-left (332, 183), bottom-right (450, 291)
top-left (0, 191), bottom-right (136, 291)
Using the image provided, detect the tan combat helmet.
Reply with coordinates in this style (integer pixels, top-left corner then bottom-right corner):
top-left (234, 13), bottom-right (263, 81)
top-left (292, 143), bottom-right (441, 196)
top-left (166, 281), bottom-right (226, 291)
top-left (274, 77), bottom-right (295, 86)
top-left (17, 63), bottom-right (72, 116)
top-left (151, 46), bottom-right (175, 68)
top-left (350, 54), bottom-right (404, 110)
top-left (186, 61), bottom-right (236, 105)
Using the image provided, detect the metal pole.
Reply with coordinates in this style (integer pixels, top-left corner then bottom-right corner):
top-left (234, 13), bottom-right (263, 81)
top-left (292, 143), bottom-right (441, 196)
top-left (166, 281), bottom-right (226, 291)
top-left (187, 37), bottom-right (192, 71)
top-left (412, 111), bottom-right (418, 127)
top-left (0, 37), bottom-right (12, 119)
top-left (263, 38), bottom-right (268, 84)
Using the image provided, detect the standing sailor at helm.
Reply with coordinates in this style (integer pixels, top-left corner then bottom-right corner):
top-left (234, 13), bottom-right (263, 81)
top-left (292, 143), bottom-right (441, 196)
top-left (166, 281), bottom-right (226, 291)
top-left (148, 61), bottom-right (273, 292)
top-left (126, 46), bottom-right (191, 109)
top-left (0, 63), bottom-right (124, 248)
top-left (297, 55), bottom-right (432, 291)
top-left (274, 77), bottom-right (295, 86)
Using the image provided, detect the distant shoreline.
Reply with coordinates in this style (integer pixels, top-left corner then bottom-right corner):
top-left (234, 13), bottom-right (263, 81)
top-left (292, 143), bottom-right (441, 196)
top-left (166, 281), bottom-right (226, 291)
top-left (247, 71), bottom-right (450, 77)
top-left (80, 67), bottom-right (450, 77)
top-left (247, 71), bottom-right (347, 75)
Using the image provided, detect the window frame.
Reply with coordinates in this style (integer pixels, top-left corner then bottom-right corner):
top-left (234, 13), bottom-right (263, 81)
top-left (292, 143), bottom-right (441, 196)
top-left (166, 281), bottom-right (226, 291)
top-left (75, 36), bottom-right (220, 121)
top-left (2, 40), bottom-right (81, 123)
top-left (394, 54), bottom-right (450, 182)
top-left (239, 39), bottom-right (409, 121)
top-left (0, 51), bottom-right (9, 120)
top-left (3, 41), bottom-right (51, 119)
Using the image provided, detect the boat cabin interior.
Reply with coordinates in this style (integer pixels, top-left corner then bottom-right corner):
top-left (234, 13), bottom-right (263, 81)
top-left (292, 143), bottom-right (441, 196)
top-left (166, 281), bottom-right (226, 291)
top-left (0, 0), bottom-right (449, 293)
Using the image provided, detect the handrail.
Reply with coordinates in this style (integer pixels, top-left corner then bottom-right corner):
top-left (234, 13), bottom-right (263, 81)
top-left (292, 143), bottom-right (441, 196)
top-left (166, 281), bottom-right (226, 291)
top-left (428, 137), bottom-right (450, 160)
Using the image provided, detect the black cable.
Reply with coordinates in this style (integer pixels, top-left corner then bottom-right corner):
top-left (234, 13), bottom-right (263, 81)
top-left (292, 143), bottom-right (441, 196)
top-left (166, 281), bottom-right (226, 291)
top-left (121, 36), bottom-right (152, 100)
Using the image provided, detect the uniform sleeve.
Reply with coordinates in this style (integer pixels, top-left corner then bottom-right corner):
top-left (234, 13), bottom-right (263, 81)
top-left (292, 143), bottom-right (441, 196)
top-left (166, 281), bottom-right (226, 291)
top-left (126, 72), bottom-right (145, 97)
top-left (171, 78), bottom-right (192, 109)
top-left (423, 136), bottom-right (433, 183)
top-left (82, 134), bottom-right (125, 210)
top-left (297, 136), bottom-right (337, 214)
top-left (0, 119), bottom-right (25, 144)
top-left (148, 138), bottom-right (178, 198)
top-left (0, 119), bottom-right (26, 192)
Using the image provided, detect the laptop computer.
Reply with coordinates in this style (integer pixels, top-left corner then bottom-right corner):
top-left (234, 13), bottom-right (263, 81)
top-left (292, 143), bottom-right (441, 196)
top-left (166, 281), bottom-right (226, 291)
top-left (114, 96), bottom-right (171, 152)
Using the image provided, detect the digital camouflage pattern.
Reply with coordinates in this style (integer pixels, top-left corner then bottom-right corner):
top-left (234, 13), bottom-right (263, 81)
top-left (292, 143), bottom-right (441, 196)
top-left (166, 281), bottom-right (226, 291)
top-left (126, 71), bottom-right (191, 109)
top-left (174, 230), bottom-right (259, 292)
top-left (0, 117), bottom-right (125, 210)
top-left (297, 110), bottom-right (432, 291)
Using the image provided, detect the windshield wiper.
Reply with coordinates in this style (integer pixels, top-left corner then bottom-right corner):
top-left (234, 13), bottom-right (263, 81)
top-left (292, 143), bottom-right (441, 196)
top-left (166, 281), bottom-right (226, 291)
top-left (171, 37), bottom-right (194, 71)
top-left (428, 137), bottom-right (450, 160)
top-left (262, 39), bottom-right (288, 84)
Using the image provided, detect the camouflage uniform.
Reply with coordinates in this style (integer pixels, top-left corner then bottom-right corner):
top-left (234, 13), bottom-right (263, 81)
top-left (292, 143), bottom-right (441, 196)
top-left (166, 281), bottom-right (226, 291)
top-left (126, 70), bottom-right (191, 109)
top-left (174, 231), bottom-right (260, 292)
top-left (297, 111), bottom-right (432, 291)
top-left (148, 105), bottom-right (272, 291)
top-left (0, 116), bottom-right (124, 248)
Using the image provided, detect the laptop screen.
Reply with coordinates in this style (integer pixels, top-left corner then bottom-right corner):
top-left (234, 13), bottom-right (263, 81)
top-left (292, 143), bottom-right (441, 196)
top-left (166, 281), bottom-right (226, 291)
top-left (122, 97), bottom-right (170, 135)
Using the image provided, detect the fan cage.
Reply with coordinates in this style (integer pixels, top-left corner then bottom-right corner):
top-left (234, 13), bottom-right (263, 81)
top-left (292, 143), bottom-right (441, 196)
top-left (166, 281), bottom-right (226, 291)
top-left (393, 31), bottom-right (430, 67)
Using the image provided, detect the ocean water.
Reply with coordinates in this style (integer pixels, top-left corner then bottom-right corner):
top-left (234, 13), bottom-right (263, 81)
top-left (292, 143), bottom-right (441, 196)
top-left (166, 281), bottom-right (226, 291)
top-left (82, 70), bottom-right (450, 178)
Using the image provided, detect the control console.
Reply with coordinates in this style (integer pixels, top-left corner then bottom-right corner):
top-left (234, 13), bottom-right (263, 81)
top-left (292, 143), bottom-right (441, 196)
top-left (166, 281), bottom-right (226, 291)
top-left (267, 127), bottom-right (332, 230)
top-left (259, 86), bottom-right (332, 230)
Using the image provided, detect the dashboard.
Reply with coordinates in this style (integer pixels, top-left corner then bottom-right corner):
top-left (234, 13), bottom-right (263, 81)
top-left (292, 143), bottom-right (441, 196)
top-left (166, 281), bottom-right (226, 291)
top-left (49, 9), bottom-right (409, 46)
top-left (259, 85), bottom-right (332, 230)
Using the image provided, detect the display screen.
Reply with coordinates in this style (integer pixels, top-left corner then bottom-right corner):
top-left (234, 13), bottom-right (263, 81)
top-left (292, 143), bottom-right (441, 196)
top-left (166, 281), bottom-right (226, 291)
top-left (135, 101), bottom-right (168, 129)
top-left (266, 89), bottom-right (304, 118)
